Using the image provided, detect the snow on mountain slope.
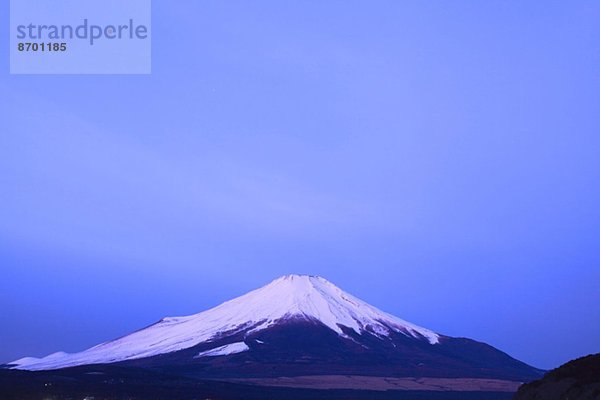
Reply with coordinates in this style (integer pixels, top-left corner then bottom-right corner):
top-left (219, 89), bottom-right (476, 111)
top-left (10, 274), bottom-right (439, 371)
top-left (196, 342), bottom-right (249, 358)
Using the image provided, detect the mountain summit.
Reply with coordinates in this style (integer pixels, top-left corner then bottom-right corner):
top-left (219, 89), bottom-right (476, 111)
top-left (10, 274), bottom-right (437, 370)
top-left (8, 274), bottom-right (543, 385)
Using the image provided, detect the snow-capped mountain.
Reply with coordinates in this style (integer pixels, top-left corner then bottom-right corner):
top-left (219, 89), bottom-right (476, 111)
top-left (7, 274), bottom-right (543, 382)
top-left (10, 275), bottom-right (437, 370)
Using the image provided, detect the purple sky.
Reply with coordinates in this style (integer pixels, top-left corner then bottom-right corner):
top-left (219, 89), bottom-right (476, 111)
top-left (1, 1), bottom-right (599, 370)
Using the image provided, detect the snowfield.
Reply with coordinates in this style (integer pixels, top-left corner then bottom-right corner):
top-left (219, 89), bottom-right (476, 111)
top-left (10, 274), bottom-right (439, 371)
top-left (195, 342), bottom-right (250, 358)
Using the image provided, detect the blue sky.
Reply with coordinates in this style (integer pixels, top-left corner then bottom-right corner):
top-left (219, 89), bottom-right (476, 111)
top-left (1, 1), bottom-right (599, 370)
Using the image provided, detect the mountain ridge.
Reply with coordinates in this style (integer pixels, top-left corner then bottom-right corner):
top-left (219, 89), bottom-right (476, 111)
top-left (8, 274), bottom-right (439, 370)
top-left (6, 274), bottom-right (543, 385)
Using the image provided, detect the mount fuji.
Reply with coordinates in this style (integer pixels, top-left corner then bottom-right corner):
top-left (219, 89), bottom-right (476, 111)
top-left (5, 274), bottom-right (543, 392)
